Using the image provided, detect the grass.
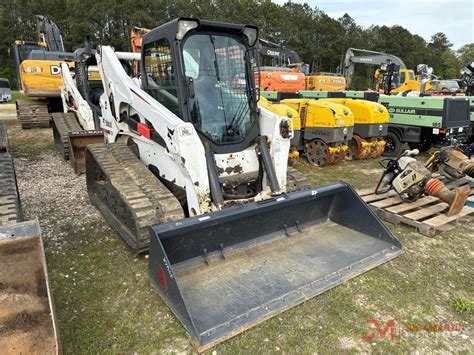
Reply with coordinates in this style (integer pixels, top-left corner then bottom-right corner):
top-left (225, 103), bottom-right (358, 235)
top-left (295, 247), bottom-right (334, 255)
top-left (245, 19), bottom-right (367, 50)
top-left (449, 299), bottom-right (473, 314)
top-left (4, 120), bottom-right (55, 159)
top-left (11, 90), bottom-right (29, 102)
top-left (4, 118), bottom-right (473, 353)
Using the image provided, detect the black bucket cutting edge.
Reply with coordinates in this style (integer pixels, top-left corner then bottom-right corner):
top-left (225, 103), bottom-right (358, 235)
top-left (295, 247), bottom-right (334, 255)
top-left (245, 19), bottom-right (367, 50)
top-left (148, 181), bottom-right (402, 351)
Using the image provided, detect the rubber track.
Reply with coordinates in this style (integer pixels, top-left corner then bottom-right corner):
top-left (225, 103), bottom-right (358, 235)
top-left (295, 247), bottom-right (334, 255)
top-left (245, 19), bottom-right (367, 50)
top-left (286, 167), bottom-right (311, 192)
top-left (16, 99), bottom-right (51, 129)
top-left (86, 143), bottom-right (184, 252)
top-left (52, 112), bottom-right (82, 160)
top-left (0, 153), bottom-right (22, 226)
top-left (0, 121), bottom-right (8, 153)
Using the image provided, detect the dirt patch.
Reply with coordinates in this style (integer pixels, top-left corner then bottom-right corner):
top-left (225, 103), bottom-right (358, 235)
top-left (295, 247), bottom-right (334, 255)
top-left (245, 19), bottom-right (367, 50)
top-left (0, 236), bottom-right (58, 354)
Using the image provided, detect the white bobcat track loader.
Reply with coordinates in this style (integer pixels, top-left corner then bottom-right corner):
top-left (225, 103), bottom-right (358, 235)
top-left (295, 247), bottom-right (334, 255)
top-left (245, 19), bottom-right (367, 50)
top-left (86, 18), bottom-right (403, 351)
top-left (52, 40), bottom-right (103, 174)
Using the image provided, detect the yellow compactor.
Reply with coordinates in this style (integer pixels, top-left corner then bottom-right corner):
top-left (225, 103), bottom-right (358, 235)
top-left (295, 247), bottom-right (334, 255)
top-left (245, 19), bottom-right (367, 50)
top-left (281, 98), bottom-right (354, 166)
top-left (319, 98), bottom-right (388, 160)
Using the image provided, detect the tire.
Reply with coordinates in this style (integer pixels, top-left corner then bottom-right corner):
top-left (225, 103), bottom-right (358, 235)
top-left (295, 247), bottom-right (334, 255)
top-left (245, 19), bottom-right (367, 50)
top-left (383, 131), bottom-right (403, 157)
top-left (408, 141), bottom-right (432, 152)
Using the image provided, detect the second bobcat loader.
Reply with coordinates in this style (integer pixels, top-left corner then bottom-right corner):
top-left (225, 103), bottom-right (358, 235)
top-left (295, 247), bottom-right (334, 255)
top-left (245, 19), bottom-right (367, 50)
top-left (87, 18), bottom-right (402, 351)
top-left (53, 41), bottom-right (103, 173)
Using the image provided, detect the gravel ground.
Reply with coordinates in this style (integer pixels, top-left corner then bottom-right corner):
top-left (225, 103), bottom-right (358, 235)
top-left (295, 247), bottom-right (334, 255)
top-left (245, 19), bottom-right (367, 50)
top-left (16, 153), bottom-right (102, 245)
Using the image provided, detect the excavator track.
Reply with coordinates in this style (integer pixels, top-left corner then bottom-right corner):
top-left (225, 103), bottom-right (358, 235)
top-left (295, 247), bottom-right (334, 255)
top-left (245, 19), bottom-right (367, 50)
top-left (16, 99), bottom-right (51, 129)
top-left (86, 143), bottom-right (184, 253)
top-left (0, 153), bottom-right (22, 226)
top-left (0, 121), bottom-right (8, 153)
top-left (52, 112), bottom-right (83, 160)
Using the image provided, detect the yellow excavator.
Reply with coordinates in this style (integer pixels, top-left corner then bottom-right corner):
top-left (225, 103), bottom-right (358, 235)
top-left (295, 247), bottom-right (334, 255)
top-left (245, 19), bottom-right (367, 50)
top-left (306, 72), bottom-right (346, 91)
top-left (343, 48), bottom-right (419, 94)
top-left (12, 15), bottom-right (75, 128)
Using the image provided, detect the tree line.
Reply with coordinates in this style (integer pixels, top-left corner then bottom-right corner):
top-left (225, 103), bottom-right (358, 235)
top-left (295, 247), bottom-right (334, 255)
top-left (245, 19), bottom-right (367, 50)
top-left (1, 0), bottom-right (473, 89)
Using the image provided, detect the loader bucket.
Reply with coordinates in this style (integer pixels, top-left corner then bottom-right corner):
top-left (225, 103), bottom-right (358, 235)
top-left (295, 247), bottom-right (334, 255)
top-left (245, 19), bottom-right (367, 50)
top-left (149, 182), bottom-right (402, 351)
top-left (68, 130), bottom-right (103, 174)
top-left (0, 220), bottom-right (60, 354)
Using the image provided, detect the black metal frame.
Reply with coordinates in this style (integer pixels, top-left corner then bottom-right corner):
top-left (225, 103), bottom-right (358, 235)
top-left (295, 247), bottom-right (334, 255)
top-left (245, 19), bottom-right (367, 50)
top-left (141, 18), bottom-right (260, 154)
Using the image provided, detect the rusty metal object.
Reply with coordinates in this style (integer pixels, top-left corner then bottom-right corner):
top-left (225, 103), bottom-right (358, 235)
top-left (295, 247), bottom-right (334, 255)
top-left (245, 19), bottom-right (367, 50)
top-left (368, 137), bottom-right (386, 158)
top-left (305, 139), bottom-right (344, 166)
top-left (424, 178), bottom-right (470, 216)
top-left (335, 143), bottom-right (348, 163)
top-left (16, 99), bottom-right (51, 129)
top-left (375, 138), bottom-right (386, 158)
top-left (287, 149), bottom-right (300, 167)
top-left (346, 135), bottom-right (372, 160)
top-left (0, 221), bottom-right (61, 354)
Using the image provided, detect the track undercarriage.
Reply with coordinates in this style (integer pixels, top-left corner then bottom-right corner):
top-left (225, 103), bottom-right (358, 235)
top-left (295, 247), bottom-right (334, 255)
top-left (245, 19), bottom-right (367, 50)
top-left (16, 99), bottom-right (51, 129)
top-left (52, 112), bottom-right (103, 173)
top-left (85, 143), bottom-right (184, 253)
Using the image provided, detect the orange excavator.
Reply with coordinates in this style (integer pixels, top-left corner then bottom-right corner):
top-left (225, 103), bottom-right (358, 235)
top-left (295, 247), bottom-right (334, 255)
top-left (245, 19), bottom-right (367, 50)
top-left (130, 26), bottom-right (150, 74)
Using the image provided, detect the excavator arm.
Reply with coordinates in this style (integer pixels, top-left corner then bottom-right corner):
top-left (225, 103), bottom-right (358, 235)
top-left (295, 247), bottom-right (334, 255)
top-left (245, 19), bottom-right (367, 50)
top-left (36, 15), bottom-right (65, 52)
top-left (343, 48), bottom-right (407, 88)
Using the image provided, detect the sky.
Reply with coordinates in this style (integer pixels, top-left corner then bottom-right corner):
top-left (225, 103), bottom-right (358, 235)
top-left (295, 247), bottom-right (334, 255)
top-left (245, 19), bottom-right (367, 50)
top-left (272, 0), bottom-right (474, 49)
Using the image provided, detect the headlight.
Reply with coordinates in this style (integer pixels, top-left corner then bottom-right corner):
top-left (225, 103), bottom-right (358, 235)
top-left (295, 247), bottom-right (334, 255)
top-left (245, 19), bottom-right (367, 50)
top-left (343, 128), bottom-right (348, 135)
top-left (379, 124), bottom-right (383, 131)
top-left (176, 19), bottom-right (199, 40)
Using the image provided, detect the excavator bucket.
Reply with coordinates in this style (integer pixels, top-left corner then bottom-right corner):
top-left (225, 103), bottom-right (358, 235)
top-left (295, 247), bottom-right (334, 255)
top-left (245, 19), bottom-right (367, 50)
top-left (68, 130), bottom-right (103, 174)
top-left (0, 221), bottom-right (60, 354)
top-left (149, 182), bottom-right (402, 351)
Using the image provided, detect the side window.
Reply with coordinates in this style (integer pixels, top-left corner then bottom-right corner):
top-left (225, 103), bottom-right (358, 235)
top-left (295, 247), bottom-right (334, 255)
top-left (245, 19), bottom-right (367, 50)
top-left (399, 72), bottom-right (406, 85)
top-left (143, 38), bottom-right (180, 117)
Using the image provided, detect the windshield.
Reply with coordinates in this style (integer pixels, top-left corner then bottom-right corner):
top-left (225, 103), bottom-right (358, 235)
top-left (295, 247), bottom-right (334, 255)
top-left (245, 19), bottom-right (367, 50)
top-left (183, 34), bottom-right (254, 144)
top-left (427, 80), bottom-right (460, 93)
top-left (17, 43), bottom-right (45, 63)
